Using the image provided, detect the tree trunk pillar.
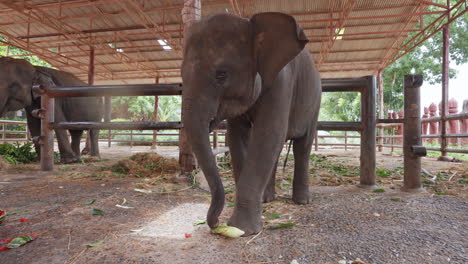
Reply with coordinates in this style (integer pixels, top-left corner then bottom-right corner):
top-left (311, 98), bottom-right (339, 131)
top-left (152, 77), bottom-right (160, 150)
top-left (179, 0), bottom-right (201, 174)
top-left (403, 74), bottom-right (424, 191)
top-left (439, 24), bottom-right (449, 158)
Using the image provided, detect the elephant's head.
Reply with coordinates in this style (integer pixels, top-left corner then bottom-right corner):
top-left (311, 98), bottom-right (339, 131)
top-left (0, 57), bottom-right (36, 117)
top-left (181, 12), bottom-right (308, 228)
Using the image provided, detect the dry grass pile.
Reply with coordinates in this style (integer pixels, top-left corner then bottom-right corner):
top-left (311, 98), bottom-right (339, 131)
top-left (0, 156), bottom-right (10, 170)
top-left (110, 152), bottom-right (179, 178)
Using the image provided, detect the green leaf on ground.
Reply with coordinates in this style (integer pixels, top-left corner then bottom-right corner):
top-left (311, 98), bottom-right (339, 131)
top-left (390, 198), bottom-right (401, 202)
top-left (212, 224), bottom-right (245, 238)
top-left (5, 210), bottom-right (27, 216)
top-left (268, 222), bottom-right (296, 229)
top-left (373, 188), bottom-right (386, 193)
top-left (85, 240), bottom-right (104, 247)
top-left (193, 219), bottom-right (207, 226)
top-left (4, 235), bottom-right (36, 249)
top-left (269, 213), bottom-right (282, 219)
top-left (82, 199), bottom-right (96, 206)
top-left (90, 208), bottom-right (104, 216)
top-left (227, 203), bottom-right (235, 207)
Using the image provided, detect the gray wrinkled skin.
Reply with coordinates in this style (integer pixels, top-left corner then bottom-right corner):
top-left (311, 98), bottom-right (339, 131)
top-left (181, 12), bottom-right (322, 235)
top-left (0, 57), bottom-right (102, 163)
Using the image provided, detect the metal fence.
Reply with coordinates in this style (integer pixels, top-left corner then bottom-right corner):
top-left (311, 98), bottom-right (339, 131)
top-left (2, 113), bottom-right (466, 155)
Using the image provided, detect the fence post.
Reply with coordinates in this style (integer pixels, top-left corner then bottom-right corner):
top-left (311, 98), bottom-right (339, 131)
top-left (344, 131), bottom-right (348, 151)
top-left (403, 74), bottom-right (425, 191)
top-left (105, 97), bottom-right (112, 148)
top-left (439, 24), bottom-right (449, 159)
top-left (1, 123), bottom-right (4, 141)
top-left (152, 77), bottom-right (160, 150)
top-left (359, 76), bottom-right (376, 187)
top-left (41, 91), bottom-right (55, 171)
top-left (213, 131), bottom-right (218, 149)
top-left (314, 133), bottom-right (318, 151)
top-left (130, 130), bottom-right (134, 148)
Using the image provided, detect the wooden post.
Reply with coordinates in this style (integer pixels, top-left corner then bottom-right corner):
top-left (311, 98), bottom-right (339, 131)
top-left (41, 92), bottom-right (55, 171)
top-left (213, 131), bottom-right (218, 149)
top-left (152, 77), bottom-right (160, 150)
top-left (179, 0), bottom-right (201, 174)
top-left (314, 133), bottom-right (318, 151)
top-left (344, 130), bottom-right (348, 151)
top-left (83, 46), bottom-right (95, 154)
top-left (439, 24), bottom-right (449, 159)
top-left (105, 96), bottom-right (111, 147)
top-left (1, 123), bottom-right (4, 141)
top-left (359, 76), bottom-right (376, 187)
top-left (377, 70), bottom-right (384, 152)
top-left (403, 74), bottom-right (424, 191)
top-left (130, 130), bottom-right (133, 148)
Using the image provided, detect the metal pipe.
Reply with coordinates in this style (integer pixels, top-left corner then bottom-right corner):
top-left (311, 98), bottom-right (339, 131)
top-left (403, 74), bottom-right (424, 191)
top-left (317, 122), bottom-right (362, 131)
top-left (321, 77), bottom-right (368, 92)
top-left (52, 121), bottom-right (182, 130)
top-left (37, 84), bottom-right (182, 97)
top-left (360, 76), bottom-right (376, 187)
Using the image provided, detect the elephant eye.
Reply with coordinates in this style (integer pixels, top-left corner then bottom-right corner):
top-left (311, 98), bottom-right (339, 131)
top-left (215, 70), bottom-right (227, 81)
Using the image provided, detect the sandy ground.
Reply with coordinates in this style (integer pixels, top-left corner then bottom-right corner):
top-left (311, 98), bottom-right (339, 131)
top-left (0, 145), bottom-right (466, 264)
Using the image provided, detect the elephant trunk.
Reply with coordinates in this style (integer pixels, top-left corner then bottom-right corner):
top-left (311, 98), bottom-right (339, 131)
top-left (182, 98), bottom-right (225, 228)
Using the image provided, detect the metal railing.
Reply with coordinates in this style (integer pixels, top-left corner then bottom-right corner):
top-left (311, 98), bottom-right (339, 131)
top-left (0, 120), bottom-right (29, 142)
top-left (376, 112), bottom-right (468, 155)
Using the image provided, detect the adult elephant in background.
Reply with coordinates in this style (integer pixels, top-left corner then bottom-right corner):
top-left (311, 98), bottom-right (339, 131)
top-left (0, 57), bottom-right (102, 163)
top-left (181, 12), bottom-right (321, 235)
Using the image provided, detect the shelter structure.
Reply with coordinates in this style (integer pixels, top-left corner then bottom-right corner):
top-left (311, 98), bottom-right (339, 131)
top-left (0, 0), bottom-right (466, 84)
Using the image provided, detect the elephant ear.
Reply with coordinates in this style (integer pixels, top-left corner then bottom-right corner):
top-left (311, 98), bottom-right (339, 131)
top-left (251, 12), bottom-right (309, 87)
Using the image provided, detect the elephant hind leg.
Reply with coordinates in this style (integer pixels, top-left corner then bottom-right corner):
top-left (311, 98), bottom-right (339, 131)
top-left (89, 129), bottom-right (100, 158)
top-left (69, 130), bottom-right (83, 158)
top-left (292, 130), bottom-right (314, 204)
top-left (262, 156), bottom-right (278, 203)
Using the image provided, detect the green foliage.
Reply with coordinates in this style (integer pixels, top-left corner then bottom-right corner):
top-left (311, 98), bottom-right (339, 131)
top-left (0, 142), bottom-right (37, 164)
top-left (0, 35), bottom-right (52, 67)
top-left (320, 4), bottom-right (467, 121)
top-left (111, 96), bottom-right (181, 122)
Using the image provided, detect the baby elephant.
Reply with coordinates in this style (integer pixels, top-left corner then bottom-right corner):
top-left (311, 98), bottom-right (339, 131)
top-left (181, 12), bottom-right (321, 235)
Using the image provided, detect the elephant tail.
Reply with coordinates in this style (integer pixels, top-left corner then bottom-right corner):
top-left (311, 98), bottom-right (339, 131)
top-left (282, 139), bottom-right (294, 172)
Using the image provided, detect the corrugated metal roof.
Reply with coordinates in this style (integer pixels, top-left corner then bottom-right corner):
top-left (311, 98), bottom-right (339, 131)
top-left (0, 0), bottom-right (464, 83)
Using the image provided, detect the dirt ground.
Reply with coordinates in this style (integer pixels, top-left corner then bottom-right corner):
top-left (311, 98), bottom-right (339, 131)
top-left (0, 146), bottom-right (466, 264)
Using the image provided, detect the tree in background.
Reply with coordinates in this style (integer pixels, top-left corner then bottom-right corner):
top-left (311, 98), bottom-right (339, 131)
top-left (0, 35), bottom-right (52, 67)
top-left (111, 96), bottom-right (181, 122)
top-left (321, 5), bottom-right (467, 121)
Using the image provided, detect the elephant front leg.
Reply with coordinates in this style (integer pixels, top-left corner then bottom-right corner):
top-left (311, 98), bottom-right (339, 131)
top-left (228, 111), bottom-right (289, 235)
top-left (55, 129), bottom-right (79, 163)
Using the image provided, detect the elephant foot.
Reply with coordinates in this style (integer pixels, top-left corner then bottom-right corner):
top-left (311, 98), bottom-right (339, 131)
top-left (81, 147), bottom-right (90, 155)
top-left (61, 156), bottom-right (80, 164)
top-left (292, 190), bottom-right (311, 205)
top-left (262, 189), bottom-right (276, 203)
top-left (89, 152), bottom-right (100, 158)
top-left (228, 204), bottom-right (263, 236)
